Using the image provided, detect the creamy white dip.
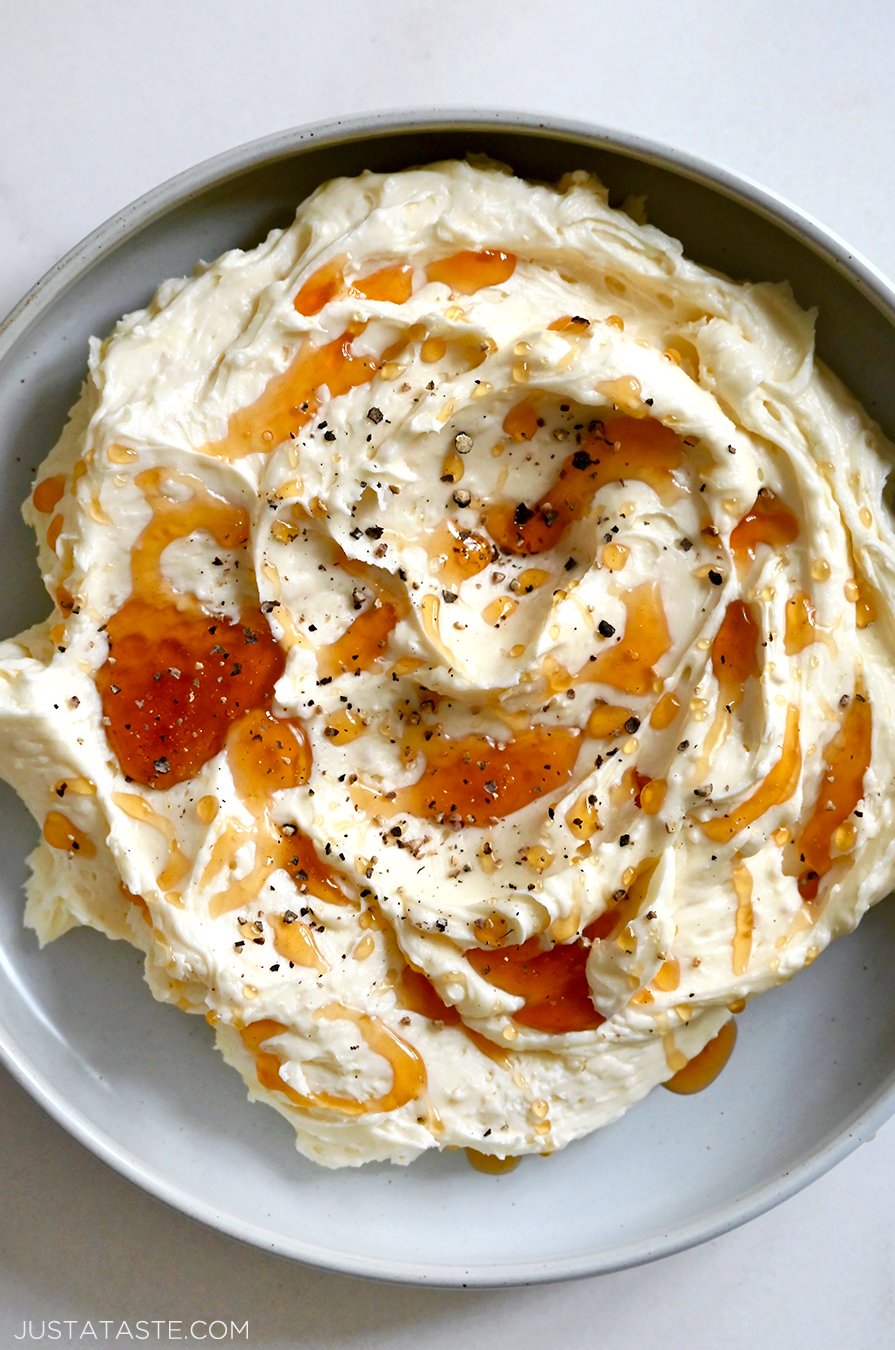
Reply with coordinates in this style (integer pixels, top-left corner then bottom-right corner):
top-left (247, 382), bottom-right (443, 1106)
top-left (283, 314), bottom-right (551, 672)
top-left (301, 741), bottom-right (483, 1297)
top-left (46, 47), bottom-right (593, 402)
top-left (2, 160), bottom-right (894, 1167)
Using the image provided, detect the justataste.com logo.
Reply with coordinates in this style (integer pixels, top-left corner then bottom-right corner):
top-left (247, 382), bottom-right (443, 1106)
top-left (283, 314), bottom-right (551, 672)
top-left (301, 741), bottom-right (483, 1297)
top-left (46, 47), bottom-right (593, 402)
top-left (13, 1321), bottom-right (250, 1343)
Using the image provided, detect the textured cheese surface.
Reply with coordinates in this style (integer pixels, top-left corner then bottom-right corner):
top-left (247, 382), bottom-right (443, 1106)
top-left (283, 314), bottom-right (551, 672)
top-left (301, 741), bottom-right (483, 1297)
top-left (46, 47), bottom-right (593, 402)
top-left (2, 160), bottom-right (894, 1166)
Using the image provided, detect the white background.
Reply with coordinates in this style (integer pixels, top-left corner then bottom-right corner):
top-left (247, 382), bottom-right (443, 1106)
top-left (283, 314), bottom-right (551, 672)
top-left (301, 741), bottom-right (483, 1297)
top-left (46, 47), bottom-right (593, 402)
top-left (2, 2), bottom-right (894, 1346)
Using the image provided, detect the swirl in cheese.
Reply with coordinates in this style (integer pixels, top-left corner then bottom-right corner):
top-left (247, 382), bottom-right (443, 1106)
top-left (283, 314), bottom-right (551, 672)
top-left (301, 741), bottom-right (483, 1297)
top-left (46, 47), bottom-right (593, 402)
top-left (3, 161), bottom-right (895, 1167)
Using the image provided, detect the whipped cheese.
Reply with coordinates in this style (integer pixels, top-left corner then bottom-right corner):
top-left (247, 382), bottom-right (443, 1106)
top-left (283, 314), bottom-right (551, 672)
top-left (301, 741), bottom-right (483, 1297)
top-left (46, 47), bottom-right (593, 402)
top-left (3, 160), bottom-right (895, 1167)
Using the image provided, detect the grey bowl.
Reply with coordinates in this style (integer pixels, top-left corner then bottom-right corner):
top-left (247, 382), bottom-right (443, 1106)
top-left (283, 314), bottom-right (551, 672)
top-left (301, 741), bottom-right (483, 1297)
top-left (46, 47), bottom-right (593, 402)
top-left (1, 112), bottom-right (894, 1287)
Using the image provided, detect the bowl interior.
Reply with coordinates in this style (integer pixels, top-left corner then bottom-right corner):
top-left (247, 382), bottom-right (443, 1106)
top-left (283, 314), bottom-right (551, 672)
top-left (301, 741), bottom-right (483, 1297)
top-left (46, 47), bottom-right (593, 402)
top-left (1, 119), bottom-right (893, 1284)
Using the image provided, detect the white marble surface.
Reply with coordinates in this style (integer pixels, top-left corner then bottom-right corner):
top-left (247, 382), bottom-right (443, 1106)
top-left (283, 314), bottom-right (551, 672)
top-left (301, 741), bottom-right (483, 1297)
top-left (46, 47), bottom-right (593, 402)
top-left (1, 1), bottom-right (894, 1345)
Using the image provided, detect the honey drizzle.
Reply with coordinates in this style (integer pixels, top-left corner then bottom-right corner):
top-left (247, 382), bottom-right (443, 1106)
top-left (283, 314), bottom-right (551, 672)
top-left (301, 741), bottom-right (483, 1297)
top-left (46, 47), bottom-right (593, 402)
top-left (111, 792), bottom-right (190, 890)
top-left (270, 914), bottom-right (327, 970)
top-left (426, 249), bottom-right (516, 295)
top-left (467, 933), bottom-right (605, 1033)
top-left (784, 591), bottom-right (818, 654)
top-left (317, 601), bottom-right (399, 680)
top-left (700, 706), bottom-right (801, 842)
top-left (795, 691), bottom-right (871, 900)
top-left (387, 726), bottom-right (581, 826)
top-left (200, 326), bottom-right (378, 460)
top-left (350, 263), bottom-right (414, 304)
top-left (398, 966), bottom-right (508, 1063)
top-left (430, 520), bottom-right (494, 587)
top-left (484, 417), bottom-right (683, 556)
top-left (206, 712), bottom-right (348, 917)
top-left (584, 582), bottom-right (672, 696)
top-left (730, 490), bottom-right (799, 570)
top-left (711, 599), bottom-right (760, 707)
top-left (240, 1006), bottom-right (426, 1116)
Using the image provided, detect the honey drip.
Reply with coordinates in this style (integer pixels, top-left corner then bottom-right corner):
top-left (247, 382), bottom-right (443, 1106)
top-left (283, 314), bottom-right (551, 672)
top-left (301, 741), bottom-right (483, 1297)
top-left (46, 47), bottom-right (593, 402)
top-left (663, 1019), bottom-right (737, 1095)
top-left (795, 691), bottom-right (871, 901)
top-left (388, 726), bottom-right (581, 825)
top-left (584, 582), bottom-right (671, 696)
top-left (240, 1006), bottom-right (426, 1116)
top-left (465, 1149), bottom-right (520, 1174)
top-left (484, 416), bottom-right (683, 556)
top-left (426, 249), bottom-right (516, 295)
top-left (701, 705), bottom-right (801, 842)
top-left (730, 490), bottom-right (799, 570)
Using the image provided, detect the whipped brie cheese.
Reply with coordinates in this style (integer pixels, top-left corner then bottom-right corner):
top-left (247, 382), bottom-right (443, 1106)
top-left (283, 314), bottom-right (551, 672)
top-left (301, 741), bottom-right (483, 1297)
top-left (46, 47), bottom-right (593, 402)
top-left (3, 160), bottom-right (895, 1167)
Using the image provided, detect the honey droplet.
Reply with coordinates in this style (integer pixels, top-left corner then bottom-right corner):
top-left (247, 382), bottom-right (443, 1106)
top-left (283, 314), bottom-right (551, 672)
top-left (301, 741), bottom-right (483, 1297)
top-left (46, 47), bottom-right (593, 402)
top-left (270, 914), bottom-right (327, 970)
top-left (565, 788), bottom-right (601, 840)
top-left (601, 541), bottom-right (629, 571)
top-left (196, 795), bottom-right (219, 824)
top-left (640, 778), bottom-right (667, 815)
top-left (653, 958), bottom-right (680, 992)
top-left (32, 475), bottom-right (66, 514)
top-left (503, 399), bottom-right (540, 442)
top-left (43, 810), bottom-right (95, 857)
top-left (650, 690), bottom-right (681, 729)
top-left (353, 933), bottom-right (376, 962)
top-left (431, 520), bottom-right (493, 585)
top-left (421, 336), bottom-right (447, 364)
